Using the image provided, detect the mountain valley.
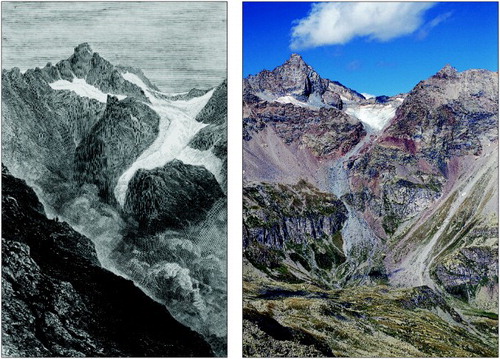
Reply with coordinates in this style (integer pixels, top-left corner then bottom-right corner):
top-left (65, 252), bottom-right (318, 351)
top-left (243, 54), bottom-right (498, 356)
top-left (2, 43), bottom-right (227, 356)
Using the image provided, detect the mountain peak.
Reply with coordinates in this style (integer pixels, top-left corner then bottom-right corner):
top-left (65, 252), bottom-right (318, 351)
top-left (74, 42), bottom-right (93, 56)
top-left (434, 64), bottom-right (458, 79)
top-left (285, 53), bottom-right (307, 66)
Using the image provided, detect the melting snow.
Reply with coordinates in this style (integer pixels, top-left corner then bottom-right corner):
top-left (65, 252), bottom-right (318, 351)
top-left (345, 103), bottom-right (397, 131)
top-left (275, 95), bottom-right (322, 110)
top-left (49, 78), bottom-right (126, 103)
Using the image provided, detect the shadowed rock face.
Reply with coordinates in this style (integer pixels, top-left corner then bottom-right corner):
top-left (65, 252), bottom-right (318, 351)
top-left (124, 160), bottom-right (224, 233)
top-left (1, 165), bottom-right (214, 357)
top-left (74, 95), bottom-right (160, 203)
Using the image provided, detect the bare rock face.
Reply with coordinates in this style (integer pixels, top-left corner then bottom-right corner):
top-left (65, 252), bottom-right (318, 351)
top-left (245, 53), bottom-right (364, 108)
top-left (50, 43), bottom-right (150, 101)
top-left (244, 101), bottom-right (365, 160)
top-left (243, 181), bottom-right (348, 286)
top-left (1, 165), bottom-right (214, 357)
top-left (347, 66), bottom-right (499, 238)
top-left (189, 80), bottom-right (228, 190)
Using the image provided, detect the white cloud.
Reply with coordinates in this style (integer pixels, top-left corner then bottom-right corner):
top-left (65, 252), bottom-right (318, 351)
top-left (290, 2), bottom-right (436, 50)
top-left (416, 11), bottom-right (452, 40)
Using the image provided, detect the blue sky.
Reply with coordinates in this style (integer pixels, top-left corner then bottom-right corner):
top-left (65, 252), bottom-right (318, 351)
top-left (244, 2), bottom-right (498, 96)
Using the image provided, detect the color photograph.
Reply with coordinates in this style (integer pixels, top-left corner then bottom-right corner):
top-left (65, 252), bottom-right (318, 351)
top-left (243, 2), bottom-right (498, 356)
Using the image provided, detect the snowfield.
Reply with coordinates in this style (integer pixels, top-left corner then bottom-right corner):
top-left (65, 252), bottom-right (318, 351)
top-left (345, 101), bottom-right (401, 131)
top-left (49, 78), bottom-right (126, 103)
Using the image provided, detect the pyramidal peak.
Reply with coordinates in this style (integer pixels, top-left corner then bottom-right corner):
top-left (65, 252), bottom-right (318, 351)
top-left (288, 53), bottom-right (304, 62)
top-left (282, 53), bottom-right (309, 68)
top-left (74, 42), bottom-right (93, 56)
top-left (434, 64), bottom-right (458, 79)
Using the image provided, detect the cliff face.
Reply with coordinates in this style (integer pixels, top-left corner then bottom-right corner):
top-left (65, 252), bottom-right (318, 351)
top-left (189, 80), bottom-right (228, 190)
top-left (243, 181), bottom-right (348, 286)
top-left (1, 67), bottom-right (105, 203)
top-left (1, 165), bottom-right (213, 357)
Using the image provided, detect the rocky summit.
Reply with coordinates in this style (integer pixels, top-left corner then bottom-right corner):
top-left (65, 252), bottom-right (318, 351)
top-left (243, 55), bottom-right (498, 356)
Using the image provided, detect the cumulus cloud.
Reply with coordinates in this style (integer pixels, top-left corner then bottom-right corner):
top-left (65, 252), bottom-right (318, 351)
top-left (290, 2), bottom-right (436, 50)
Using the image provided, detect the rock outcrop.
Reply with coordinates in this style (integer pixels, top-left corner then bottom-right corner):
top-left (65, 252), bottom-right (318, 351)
top-left (189, 80), bottom-right (228, 189)
top-left (74, 95), bottom-right (160, 203)
top-left (243, 181), bottom-right (348, 285)
top-left (124, 160), bottom-right (224, 233)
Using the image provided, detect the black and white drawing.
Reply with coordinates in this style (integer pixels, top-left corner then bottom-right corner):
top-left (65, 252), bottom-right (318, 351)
top-left (2, 2), bottom-right (227, 356)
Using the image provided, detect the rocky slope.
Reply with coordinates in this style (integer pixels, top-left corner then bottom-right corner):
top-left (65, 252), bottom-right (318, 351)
top-left (243, 98), bottom-right (365, 186)
top-left (2, 165), bottom-right (213, 357)
top-left (243, 56), bottom-right (498, 356)
top-left (243, 268), bottom-right (498, 358)
top-left (345, 66), bottom-right (498, 299)
top-left (75, 95), bottom-right (160, 203)
top-left (189, 80), bottom-right (228, 190)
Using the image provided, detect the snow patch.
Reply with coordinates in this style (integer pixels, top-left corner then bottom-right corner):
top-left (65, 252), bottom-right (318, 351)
top-left (49, 78), bottom-right (126, 103)
top-left (122, 72), bottom-right (150, 94)
top-left (345, 103), bottom-right (397, 131)
top-left (275, 95), bottom-right (320, 109)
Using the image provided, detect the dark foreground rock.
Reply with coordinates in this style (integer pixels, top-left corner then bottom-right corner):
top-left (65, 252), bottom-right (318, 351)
top-left (1, 165), bottom-right (213, 357)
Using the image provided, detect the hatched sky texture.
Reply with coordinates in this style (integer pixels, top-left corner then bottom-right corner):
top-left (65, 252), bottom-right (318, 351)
top-left (2, 2), bottom-right (227, 93)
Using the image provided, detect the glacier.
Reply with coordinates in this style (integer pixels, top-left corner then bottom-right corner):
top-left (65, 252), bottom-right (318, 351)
top-left (114, 72), bottom-right (215, 206)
